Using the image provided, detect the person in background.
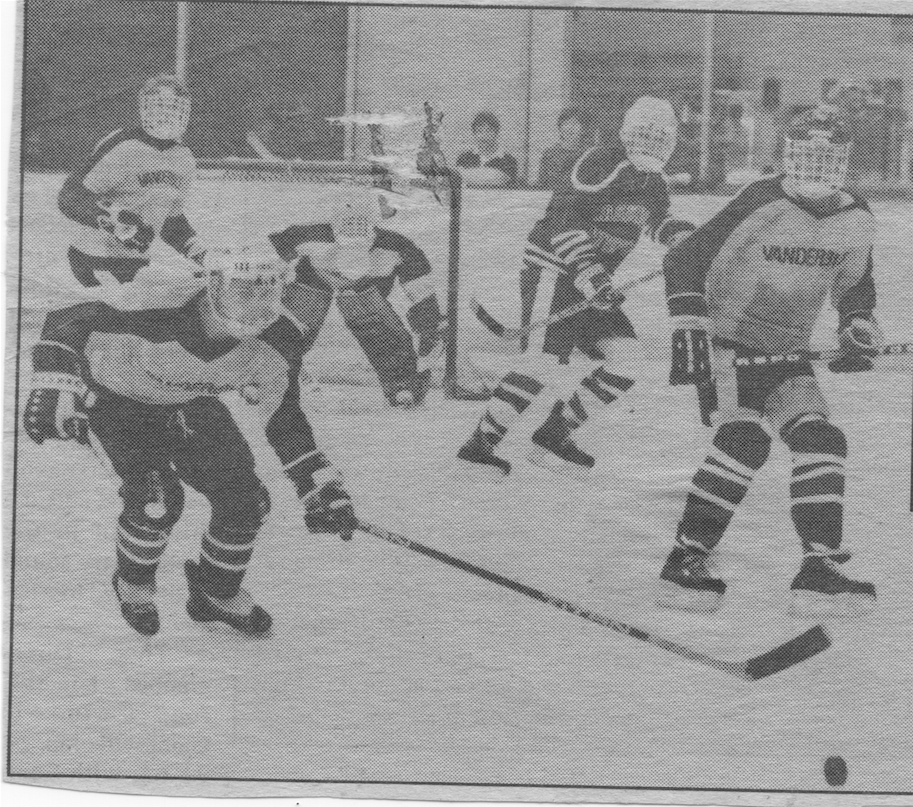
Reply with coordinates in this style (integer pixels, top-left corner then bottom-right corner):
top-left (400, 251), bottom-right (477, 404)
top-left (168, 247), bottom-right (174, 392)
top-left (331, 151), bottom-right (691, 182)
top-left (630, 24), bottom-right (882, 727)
top-left (455, 111), bottom-right (519, 188)
top-left (833, 80), bottom-right (888, 186)
top-left (719, 103), bottom-right (750, 180)
top-left (537, 108), bottom-right (593, 191)
top-left (755, 78), bottom-right (786, 175)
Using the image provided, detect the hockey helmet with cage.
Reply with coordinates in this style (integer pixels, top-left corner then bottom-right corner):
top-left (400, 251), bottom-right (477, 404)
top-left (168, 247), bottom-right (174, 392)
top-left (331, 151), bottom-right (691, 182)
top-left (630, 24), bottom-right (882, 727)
top-left (783, 108), bottom-right (852, 200)
top-left (139, 74), bottom-right (191, 142)
top-left (620, 96), bottom-right (678, 173)
top-left (330, 185), bottom-right (382, 248)
top-left (204, 245), bottom-right (289, 338)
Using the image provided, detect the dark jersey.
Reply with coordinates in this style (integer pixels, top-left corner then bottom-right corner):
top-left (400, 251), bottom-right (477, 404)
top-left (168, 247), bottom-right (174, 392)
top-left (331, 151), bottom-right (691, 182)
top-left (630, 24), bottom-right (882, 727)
top-left (33, 295), bottom-right (318, 480)
top-left (665, 176), bottom-right (877, 353)
top-left (455, 149), bottom-right (519, 183)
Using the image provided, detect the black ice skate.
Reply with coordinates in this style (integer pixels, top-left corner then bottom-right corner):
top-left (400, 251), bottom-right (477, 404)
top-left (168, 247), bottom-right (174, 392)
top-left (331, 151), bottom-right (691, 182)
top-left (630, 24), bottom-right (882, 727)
top-left (789, 550), bottom-right (876, 618)
top-left (112, 572), bottom-right (160, 636)
top-left (656, 541), bottom-right (727, 613)
top-left (184, 560), bottom-right (273, 636)
top-left (457, 425), bottom-right (512, 475)
top-left (528, 403), bottom-right (595, 477)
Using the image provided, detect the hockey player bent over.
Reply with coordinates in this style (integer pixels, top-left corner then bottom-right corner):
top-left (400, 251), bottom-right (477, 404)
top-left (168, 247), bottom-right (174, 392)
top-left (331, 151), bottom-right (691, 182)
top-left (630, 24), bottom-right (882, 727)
top-left (23, 248), bottom-right (356, 637)
top-left (269, 186), bottom-right (444, 407)
top-left (658, 109), bottom-right (878, 618)
top-left (458, 98), bottom-right (695, 475)
top-left (57, 74), bottom-right (207, 298)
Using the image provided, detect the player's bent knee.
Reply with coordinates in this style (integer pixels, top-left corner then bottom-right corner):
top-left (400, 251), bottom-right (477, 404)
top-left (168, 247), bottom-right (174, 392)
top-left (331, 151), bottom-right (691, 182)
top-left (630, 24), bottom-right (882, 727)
top-left (713, 420), bottom-right (772, 471)
top-left (210, 481), bottom-right (271, 535)
top-left (782, 416), bottom-right (847, 458)
top-left (119, 470), bottom-right (185, 531)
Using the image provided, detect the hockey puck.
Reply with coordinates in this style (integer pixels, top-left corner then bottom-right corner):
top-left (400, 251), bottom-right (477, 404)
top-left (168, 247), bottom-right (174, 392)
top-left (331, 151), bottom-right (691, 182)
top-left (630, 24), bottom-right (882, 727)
top-left (824, 756), bottom-right (847, 786)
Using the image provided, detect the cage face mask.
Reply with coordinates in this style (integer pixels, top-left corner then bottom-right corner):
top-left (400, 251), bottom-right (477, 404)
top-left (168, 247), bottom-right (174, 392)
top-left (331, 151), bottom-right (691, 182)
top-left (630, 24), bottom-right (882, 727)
top-left (206, 247), bottom-right (287, 338)
top-left (783, 110), bottom-right (851, 200)
top-left (140, 74), bottom-right (191, 141)
top-left (620, 96), bottom-right (678, 173)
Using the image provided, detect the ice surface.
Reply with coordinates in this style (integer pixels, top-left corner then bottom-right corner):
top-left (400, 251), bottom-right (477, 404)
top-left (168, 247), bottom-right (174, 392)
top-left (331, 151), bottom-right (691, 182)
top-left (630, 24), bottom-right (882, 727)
top-left (8, 175), bottom-right (913, 791)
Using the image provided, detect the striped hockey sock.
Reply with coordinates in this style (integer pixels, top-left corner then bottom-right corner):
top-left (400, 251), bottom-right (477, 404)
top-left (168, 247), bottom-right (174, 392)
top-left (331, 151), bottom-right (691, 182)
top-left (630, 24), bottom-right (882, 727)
top-left (116, 516), bottom-right (169, 587)
top-left (480, 371), bottom-right (545, 443)
top-left (561, 366), bottom-right (635, 429)
top-left (783, 417), bottom-right (847, 553)
top-left (678, 421), bottom-right (771, 551)
top-left (199, 528), bottom-right (257, 600)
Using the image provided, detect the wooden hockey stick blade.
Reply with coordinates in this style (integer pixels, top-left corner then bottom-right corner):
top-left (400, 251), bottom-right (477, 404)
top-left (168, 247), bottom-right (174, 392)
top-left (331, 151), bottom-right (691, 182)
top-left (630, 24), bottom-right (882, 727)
top-left (740, 625), bottom-right (832, 680)
top-left (355, 519), bottom-right (828, 681)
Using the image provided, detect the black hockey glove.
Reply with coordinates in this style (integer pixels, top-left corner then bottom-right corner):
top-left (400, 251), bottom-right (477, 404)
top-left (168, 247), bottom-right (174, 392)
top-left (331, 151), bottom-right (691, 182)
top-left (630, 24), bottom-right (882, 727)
top-left (97, 205), bottom-right (155, 253)
top-left (23, 371), bottom-right (91, 445)
top-left (669, 316), bottom-right (713, 385)
top-left (303, 478), bottom-right (356, 541)
top-left (829, 318), bottom-right (882, 373)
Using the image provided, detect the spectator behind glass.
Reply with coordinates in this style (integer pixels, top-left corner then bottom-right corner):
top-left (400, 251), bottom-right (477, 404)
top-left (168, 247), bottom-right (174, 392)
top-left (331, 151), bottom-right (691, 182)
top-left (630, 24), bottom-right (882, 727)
top-left (834, 81), bottom-right (889, 185)
top-left (537, 108), bottom-right (593, 190)
top-left (456, 111), bottom-right (519, 187)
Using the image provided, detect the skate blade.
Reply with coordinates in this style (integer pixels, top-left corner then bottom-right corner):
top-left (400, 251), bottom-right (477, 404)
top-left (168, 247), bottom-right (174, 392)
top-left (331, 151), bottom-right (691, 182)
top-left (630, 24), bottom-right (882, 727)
top-left (656, 579), bottom-right (724, 614)
top-left (526, 446), bottom-right (592, 481)
top-left (454, 453), bottom-right (511, 478)
top-left (788, 590), bottom-right (877, 619)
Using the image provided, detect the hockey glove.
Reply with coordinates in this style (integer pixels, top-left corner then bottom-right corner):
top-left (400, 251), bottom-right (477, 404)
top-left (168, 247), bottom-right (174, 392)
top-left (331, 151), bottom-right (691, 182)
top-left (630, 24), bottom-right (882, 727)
top-left (829, 317), bottom-right (882, 373)
top-left (23, 371), bottom-right (90, 445)
top-left (303, 475), bottom-right (356, 541)
top-left (669, 316), bottom-right (713, 385)
top-left (97, 205), bottom-right (155, 253)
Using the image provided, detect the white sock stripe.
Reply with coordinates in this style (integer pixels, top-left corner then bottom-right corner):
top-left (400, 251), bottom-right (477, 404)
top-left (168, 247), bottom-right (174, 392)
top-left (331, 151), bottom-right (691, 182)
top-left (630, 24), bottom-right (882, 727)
top-left (283, 449), bottom-right (322, 471)
top-left (499, 381), bottom-right (537, 403)
top-left (203, 532), bottom-right (256, 552)
top-left (792, 452), bottom-right (846, 468)
top-left (791, 494), bottom-right (844, 506)
top-left (702, 464), bottom-right (752, 488)
top-left (667, 292), bottom-right (705, 302)
top-left (200, 549), bottom-right (249, 571)
top-left (118, 527), bottom-right (167, 549)
top-left (791, 465), bottom-right (845, 483)
top-left (689, 486), bottom-right (738, 512)
top-left (116, 543), bottom-right (162, 565)
top-left (706, 448), bottom-right (756, 480)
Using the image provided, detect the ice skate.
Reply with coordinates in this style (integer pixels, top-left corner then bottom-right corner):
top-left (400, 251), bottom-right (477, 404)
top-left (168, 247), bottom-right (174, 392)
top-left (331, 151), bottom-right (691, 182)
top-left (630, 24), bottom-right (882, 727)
top-left (528, 403), bottom-right (595, 477)
top-left (457, 425), bottom-right (512, 475)
top-left (112, 572), bottom-right (160, 636)
top-left (788, 551), bottom-right (876, 618)
top-left (656, 542), bottom-right (726, 613)
top-left (184, 560), bottom-right (273, 636)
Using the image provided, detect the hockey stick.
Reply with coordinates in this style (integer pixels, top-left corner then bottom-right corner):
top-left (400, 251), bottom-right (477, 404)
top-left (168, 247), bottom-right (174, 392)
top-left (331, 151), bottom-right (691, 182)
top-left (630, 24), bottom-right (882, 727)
top-left (355, 519), bottom-right (831, 681)
top-left (471, 268), bottom-right (664, 341)
top-left (732, 342), bottom-right (913, 367)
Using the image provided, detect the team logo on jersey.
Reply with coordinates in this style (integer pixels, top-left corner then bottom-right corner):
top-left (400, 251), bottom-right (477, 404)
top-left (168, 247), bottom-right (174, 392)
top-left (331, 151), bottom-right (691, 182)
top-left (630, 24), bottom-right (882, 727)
top-left (138, 170), bottom-right (182, 189)
top-left (762, 245), bottom-right (849, 268)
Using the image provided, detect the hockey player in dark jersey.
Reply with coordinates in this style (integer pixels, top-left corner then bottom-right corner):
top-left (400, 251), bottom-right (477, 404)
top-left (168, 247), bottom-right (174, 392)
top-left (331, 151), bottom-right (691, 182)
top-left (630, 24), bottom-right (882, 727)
top-left (658, 109), bottom-right (879, 618)
top-left (23, 247), bottom-right (356, 637)
top-left (57, 74), bottom-right (207, 302)
top-left (457, 97), bottom-right (696, 475)
top-left (269, 186), bottom-right (445, 407)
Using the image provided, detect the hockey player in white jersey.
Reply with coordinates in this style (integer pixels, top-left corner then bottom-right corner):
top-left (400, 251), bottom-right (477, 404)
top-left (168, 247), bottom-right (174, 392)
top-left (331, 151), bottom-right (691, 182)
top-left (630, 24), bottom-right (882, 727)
top-left (57, 74), bottom-right (207, 301)
top-left (457, 98), bottom-right (695, 475)
top-left (23, 247), bottom-right (356, 637)
top-left (657, 109), bottom-right (878, 618)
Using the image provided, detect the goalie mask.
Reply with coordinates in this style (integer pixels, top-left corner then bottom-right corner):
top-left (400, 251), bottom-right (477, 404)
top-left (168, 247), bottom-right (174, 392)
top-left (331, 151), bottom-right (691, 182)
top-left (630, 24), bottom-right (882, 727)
top-left (620, 97), bottom-right (678, 173)
top-left (140, 74), bottom-right (191, 141)
top-left (783, 109), bottom-right (851, 200)
top-left (205, 246), bottom-right (288, 338)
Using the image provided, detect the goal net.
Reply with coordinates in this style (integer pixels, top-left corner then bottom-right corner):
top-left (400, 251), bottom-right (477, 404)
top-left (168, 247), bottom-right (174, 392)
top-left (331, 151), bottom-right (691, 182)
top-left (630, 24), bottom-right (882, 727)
top-left (193, 157), bottom-right (492, 407)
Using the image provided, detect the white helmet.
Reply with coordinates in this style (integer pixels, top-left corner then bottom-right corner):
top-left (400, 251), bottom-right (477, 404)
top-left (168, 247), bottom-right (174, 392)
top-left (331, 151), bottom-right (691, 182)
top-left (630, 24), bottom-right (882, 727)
top-left (330, 185), bottom-right (382, 247)
top-left (140, 74), bottom-right (191, 141)
top-left (205, 245), bottom-right (288, 338)
top-left (620, 96), bottom-right (678, 173)
top-left (783, 108), bottom-right (852, 200)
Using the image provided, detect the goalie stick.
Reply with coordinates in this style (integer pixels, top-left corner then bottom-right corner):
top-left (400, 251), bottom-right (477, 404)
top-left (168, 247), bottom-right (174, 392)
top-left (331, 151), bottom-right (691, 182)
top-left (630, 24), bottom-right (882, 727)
top-left (355, 519), bottom-right (831, 681)
top-left (732, 342), bottom-right (913, 367)
top-left (472, 268), bottom-right (664, 340)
